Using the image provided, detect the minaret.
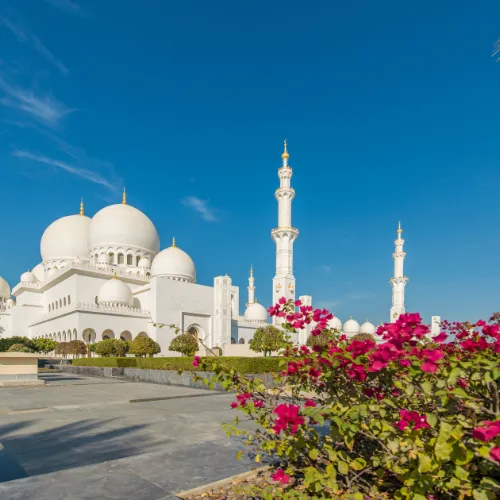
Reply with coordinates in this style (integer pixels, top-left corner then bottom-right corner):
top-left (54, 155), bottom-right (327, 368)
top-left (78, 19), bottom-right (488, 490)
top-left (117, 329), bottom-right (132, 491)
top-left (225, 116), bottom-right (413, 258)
top-left (271, 140), bottom-right (299, 322)
top-left (247, 265), bottom-right (255, 306)
top-left (389, 222), bottom-right (408, 322)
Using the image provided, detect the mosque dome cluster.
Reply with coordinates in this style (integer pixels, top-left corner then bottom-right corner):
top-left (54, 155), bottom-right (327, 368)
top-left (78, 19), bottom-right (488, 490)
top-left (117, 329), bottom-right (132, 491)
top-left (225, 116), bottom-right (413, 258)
top-left (244, 302), bottom-right (268, 323)
top-left (150, 240), bottom-right (196, 283)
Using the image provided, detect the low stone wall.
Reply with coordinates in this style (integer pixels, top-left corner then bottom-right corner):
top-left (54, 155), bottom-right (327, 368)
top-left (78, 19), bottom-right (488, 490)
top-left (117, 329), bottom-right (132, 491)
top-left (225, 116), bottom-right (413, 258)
top-left (51, 364), bottom-right (226, 391)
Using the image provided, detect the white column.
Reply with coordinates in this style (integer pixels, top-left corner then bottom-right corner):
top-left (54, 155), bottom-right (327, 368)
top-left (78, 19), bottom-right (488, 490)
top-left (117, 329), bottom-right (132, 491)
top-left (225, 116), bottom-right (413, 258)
top-left (247, 266), bottom-right (255, 306)
top-left (389, 222), bottom-right (408, 322)
top-left (213, 275), bottom-right (232, 347)
top-left (272, 141), bottom-right (299, 325)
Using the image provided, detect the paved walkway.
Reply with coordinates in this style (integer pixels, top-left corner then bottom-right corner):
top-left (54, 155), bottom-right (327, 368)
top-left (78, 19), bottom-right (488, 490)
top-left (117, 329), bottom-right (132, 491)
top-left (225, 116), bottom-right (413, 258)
top-left (0, 372), bottom-right (259, 499)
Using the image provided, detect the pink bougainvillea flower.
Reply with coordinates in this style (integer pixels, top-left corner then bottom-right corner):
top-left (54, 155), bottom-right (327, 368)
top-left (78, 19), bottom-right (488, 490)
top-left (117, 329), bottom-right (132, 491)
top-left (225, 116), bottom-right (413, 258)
top-left (294, 299), bottom-right (302, 307)
top-left (395, 409), bottom-right (430, 432)
top-left (490, 447), bottom-right (500, 462)
top-left (253, 399), bottom-right (264, 408)
top-left (304, 399), bottom-right (317, 407)
top-left (457, 378), bottom-right (469, 388)
top-left (273, 404), bottom-right (305, 435)
top-left (271, 469), bottom-right (290, 484)
top-left (286, 361), bottom-right (299, 375)
top-left (278, 297), bottom-right (287, 305)
top-left (308, 367), bottom-right (322, 378)
top-left (346, 363), bottom-right (367, 382)
top-left (482, 324), bottom-right (499, 338)
top-left (432, 332), bottom-right (448, 343)
top-left (472, 421), bottom-right (500, 442)
top-left (476, 320), bottom-right (487, 327)
top-left (399, 359), bottom-right (411, 367)
top-left (192, 356), bottom-right (201, 367)
top-left (368, 360), bottom-right (388, 372)
top-left (421, 360), bottom-right (439, 373)
top-left (230, 401), bottom-right (238, 409)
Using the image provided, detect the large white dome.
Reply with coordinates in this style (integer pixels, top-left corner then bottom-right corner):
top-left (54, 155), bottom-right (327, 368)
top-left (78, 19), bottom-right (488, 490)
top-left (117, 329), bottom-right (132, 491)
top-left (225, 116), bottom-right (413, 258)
top-left (151, 243), bottom-right (196, 283)
top-left (98, 277), bottom-right (133, 306)
top-left (40, 214), bottom-right (91, 262)
top-left (343, 318), bottom-right (360, 335)
top-left (0, 276), bottom-right (10, 298)
top-left (244, 302), bottom-right (268, 323)
top-left (360, 321), bottom-right (376, 335)
top-left (89, 204), bottom-right (160, 255)
top-left (328, 316), bottom-right (342, 330)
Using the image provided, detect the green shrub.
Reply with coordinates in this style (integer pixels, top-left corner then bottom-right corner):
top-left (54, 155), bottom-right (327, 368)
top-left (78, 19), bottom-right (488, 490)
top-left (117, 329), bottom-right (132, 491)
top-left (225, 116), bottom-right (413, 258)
top-left (0, 336), bottom-right (36, 352)
top-left (306, 328), bottom-right (338, 348)
top-left (8, 343), bottom-right (33, 353)
top-left (68, 340), bottom-right (87, 357)
top-left (33, 338), bottom-right (58, 354)
top-left (129, 336), bottom-right (161, 357)
top-left (94, 338), bottom-right (127, 357)
top-left (72, 356), bottom-right (283, 373)
top-left (169, 333), bottom-right (198, 356)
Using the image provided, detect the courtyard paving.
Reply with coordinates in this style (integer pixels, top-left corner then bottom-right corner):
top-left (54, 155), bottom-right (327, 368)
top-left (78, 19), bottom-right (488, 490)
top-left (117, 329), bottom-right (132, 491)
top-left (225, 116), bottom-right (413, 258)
top-left (0, 372), bottom-right (259, 499)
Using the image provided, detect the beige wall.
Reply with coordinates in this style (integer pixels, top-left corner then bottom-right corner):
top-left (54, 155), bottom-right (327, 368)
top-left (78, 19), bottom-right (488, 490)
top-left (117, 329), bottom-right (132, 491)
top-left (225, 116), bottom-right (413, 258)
top-left (0, 355), bottom-right (38, 376)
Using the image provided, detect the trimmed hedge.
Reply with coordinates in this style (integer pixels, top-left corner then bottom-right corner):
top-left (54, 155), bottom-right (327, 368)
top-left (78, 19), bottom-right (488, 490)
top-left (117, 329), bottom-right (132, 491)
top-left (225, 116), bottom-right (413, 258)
top-left (72, 356), bottom-right (283, 374)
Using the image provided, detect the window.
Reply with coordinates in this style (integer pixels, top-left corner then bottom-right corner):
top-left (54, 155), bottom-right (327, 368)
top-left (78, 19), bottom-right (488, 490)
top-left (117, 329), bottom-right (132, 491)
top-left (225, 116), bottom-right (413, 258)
top-left (118, 253), bottom-right (124, 265)
top-left (127, 254), bottom-right (133, 265)
top-left (59, 299), bottom-right (62, 308)
top-left (95, 296), bottom-right (98, 304)
top-left (56, 302), bottom-right (58, 310)
top-left (68, 295), bottom-right (71, 305)
top-left (239, 338), bottom-right (245, 344)
top-left (63, 298), bottom-right (66, 306)
top-left (136, 256), bottom-right (141, 266)
top-left (108, 252), bottom-right (114, 263)
top-left (231, 338), bottom-right (236, 344)
top-left (48, 304), bottom-right (51, 312)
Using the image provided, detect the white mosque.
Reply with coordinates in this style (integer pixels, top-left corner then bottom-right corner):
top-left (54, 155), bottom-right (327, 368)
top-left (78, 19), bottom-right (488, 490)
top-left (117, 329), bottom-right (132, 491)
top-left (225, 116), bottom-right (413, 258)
top-left (0, 142), bottom-right (438, 354)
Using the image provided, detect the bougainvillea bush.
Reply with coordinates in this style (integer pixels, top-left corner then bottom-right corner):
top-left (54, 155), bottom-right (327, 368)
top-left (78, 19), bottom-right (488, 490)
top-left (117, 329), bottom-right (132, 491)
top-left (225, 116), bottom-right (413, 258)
top-left (190, 299), bottom-right (500, 499)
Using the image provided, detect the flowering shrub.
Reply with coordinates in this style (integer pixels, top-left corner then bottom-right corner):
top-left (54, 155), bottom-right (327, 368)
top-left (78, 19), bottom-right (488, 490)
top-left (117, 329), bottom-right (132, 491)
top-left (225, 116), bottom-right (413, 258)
top-left (190, 300), bottom-right (500, 499)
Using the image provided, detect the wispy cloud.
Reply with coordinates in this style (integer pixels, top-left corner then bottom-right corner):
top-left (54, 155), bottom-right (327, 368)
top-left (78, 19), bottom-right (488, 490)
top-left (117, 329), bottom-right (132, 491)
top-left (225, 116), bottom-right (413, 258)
top-left (44, 0), bottom-right (82, 15)
top-left (315, 299), bottom-right (343, 311)
top-left (0, 76), bottom-right (74, 127)
top-left (346, 291), bottom-right (376, 301)
top-left (12, 149), bottom-right (121, 193)
top-left (182, 196), bottom-right (218, 222)
top-left (0, 16), bottom-right (68, 74)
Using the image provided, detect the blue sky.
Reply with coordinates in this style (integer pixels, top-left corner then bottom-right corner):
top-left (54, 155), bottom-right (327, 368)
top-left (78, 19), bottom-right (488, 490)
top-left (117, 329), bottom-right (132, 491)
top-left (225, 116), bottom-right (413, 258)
top-left (1, 0), bottom-right (500, 324)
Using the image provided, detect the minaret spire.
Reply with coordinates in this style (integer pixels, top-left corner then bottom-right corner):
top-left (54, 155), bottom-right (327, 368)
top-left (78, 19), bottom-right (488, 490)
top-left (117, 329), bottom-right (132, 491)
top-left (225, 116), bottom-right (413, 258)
top-left (122, 188), bottom-right (127, 205)
top-left (79, 198), bottom-right (84, 216)
top-left (271, 140), bottom-right (299, 324)
top-left (247, 265), bottom-right (255, 306)
top-left (389, 221), bottom-right (408, 322)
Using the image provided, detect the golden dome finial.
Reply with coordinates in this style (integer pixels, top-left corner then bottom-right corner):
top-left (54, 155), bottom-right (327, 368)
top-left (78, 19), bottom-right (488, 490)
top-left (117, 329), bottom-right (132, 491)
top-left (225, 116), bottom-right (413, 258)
top-left (122, 187), bottom-right (127, 205)
top-left (282, 139), bottom-right (289, 159)
top-left (172, 237), bottom-right (176, 247)
top-left (250, 265), bottom-right (253, 276)
top-left (397, 221), bottom-right (402, 234)
top-left (80, 198), bottom-right (84, 216)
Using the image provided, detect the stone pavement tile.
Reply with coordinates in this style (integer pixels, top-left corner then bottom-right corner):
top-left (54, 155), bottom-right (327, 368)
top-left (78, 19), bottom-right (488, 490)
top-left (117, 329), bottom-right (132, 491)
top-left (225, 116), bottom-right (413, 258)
top-left (0, 468), bottom-right (168, 500)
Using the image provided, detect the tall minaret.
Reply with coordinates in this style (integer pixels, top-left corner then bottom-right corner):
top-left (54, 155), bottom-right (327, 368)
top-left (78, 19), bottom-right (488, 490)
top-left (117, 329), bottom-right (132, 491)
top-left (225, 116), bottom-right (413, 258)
top-left (247, 265), bottom-right (255, 306)
top-left (272, 141), bottom-right (299, 321)
top-left (389, 222), bottom-right (408, 322)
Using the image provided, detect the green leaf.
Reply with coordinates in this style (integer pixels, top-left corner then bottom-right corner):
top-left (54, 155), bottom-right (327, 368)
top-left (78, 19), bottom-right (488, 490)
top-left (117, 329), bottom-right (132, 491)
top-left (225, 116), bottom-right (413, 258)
top-left (454, 466), bottom-right (469, 480)
top-left (472, 490), bottom-right (490, 500)
top-left (426, 413), bottom-right (438, 428)
top-left (435, 441), bottom-right (453, 461)
top-left (236, 450), bottom-right (242, 461)
top-left (350, 457), bottom-right (366, 471)
top-left (337, 461), bottom-right (349, 475)
top-left (309, 448), bottom-right (319, 460)
top-left (405, 384), bottom-right (415, 397)
top-left (418, 454), bottom-right (432, 473)
top-left (421, 381), bottom-right (433, 395)
top-left (492, 368), bottom-right (500, 380)
top-left (480, 477), bottom-right (500, 491)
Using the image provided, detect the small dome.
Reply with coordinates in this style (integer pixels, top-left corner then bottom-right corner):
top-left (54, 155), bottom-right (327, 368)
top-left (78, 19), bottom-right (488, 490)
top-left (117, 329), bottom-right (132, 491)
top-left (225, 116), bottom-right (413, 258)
top-left (151, 243), bottom-right (196, 282)
top-left (31, 263), bottom-right (45, 282)
top-left (97, 253), bottom-right (111, 265)
top-left (328, 316), bottom-right (342, 330)
top-left (343, 318), bottom-right (360, 334)
top-left (244, 302), bottom-right (268, 323)
top-left (20, 271), bottom-right (36, 284)
top-left (41, 214), bottom-right (91, 261)
top-left (98, 277), bottom-right (133, 306)
top-left (0, 277), bottom-right (10, 298)
top-left (89, 204), bottom-right (160, 255)
top-left (138, 257), bottom-right (151, 269)
top-left (6, 298), bottom-right (14, 309)
top-left (360, 321), bottom-right (376, 335)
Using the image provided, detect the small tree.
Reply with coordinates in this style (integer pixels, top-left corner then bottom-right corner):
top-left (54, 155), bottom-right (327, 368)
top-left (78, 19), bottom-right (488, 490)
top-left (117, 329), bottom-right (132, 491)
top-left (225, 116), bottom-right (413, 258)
top-left (68, 340), bottom-right (87, 358)
top-left (306, 328), bottom-right (338, 348)
top-left (249, 325), bottom-right (285, 356)
top-left (94, 339), bottom-right (120, 357)
top-left (169, 333), bottom-right (199, 356)
top-left (8, 343), bottom-right (33, 353)
top-left (55, 342), bottom-right (71, 357)
top-left (350, 333), bottom-right (376, 343)
top-left (33, 338), bottom-right (58, 354)
top-left (129, 336), bottom-right (161, 357)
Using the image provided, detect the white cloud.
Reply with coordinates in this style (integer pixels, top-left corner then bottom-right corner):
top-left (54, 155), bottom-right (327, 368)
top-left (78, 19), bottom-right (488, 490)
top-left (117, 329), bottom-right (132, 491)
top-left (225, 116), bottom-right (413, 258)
top-left (0, 76), bottom-right (74, 127)
top-left (13, 149), bottom-right (120, 193)
top-left (45, 0), bottom-right (82, 15)
top-left (0, 16), bottom-right (68, 74)
top-left (182, 196), bottom-right (218, 222)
